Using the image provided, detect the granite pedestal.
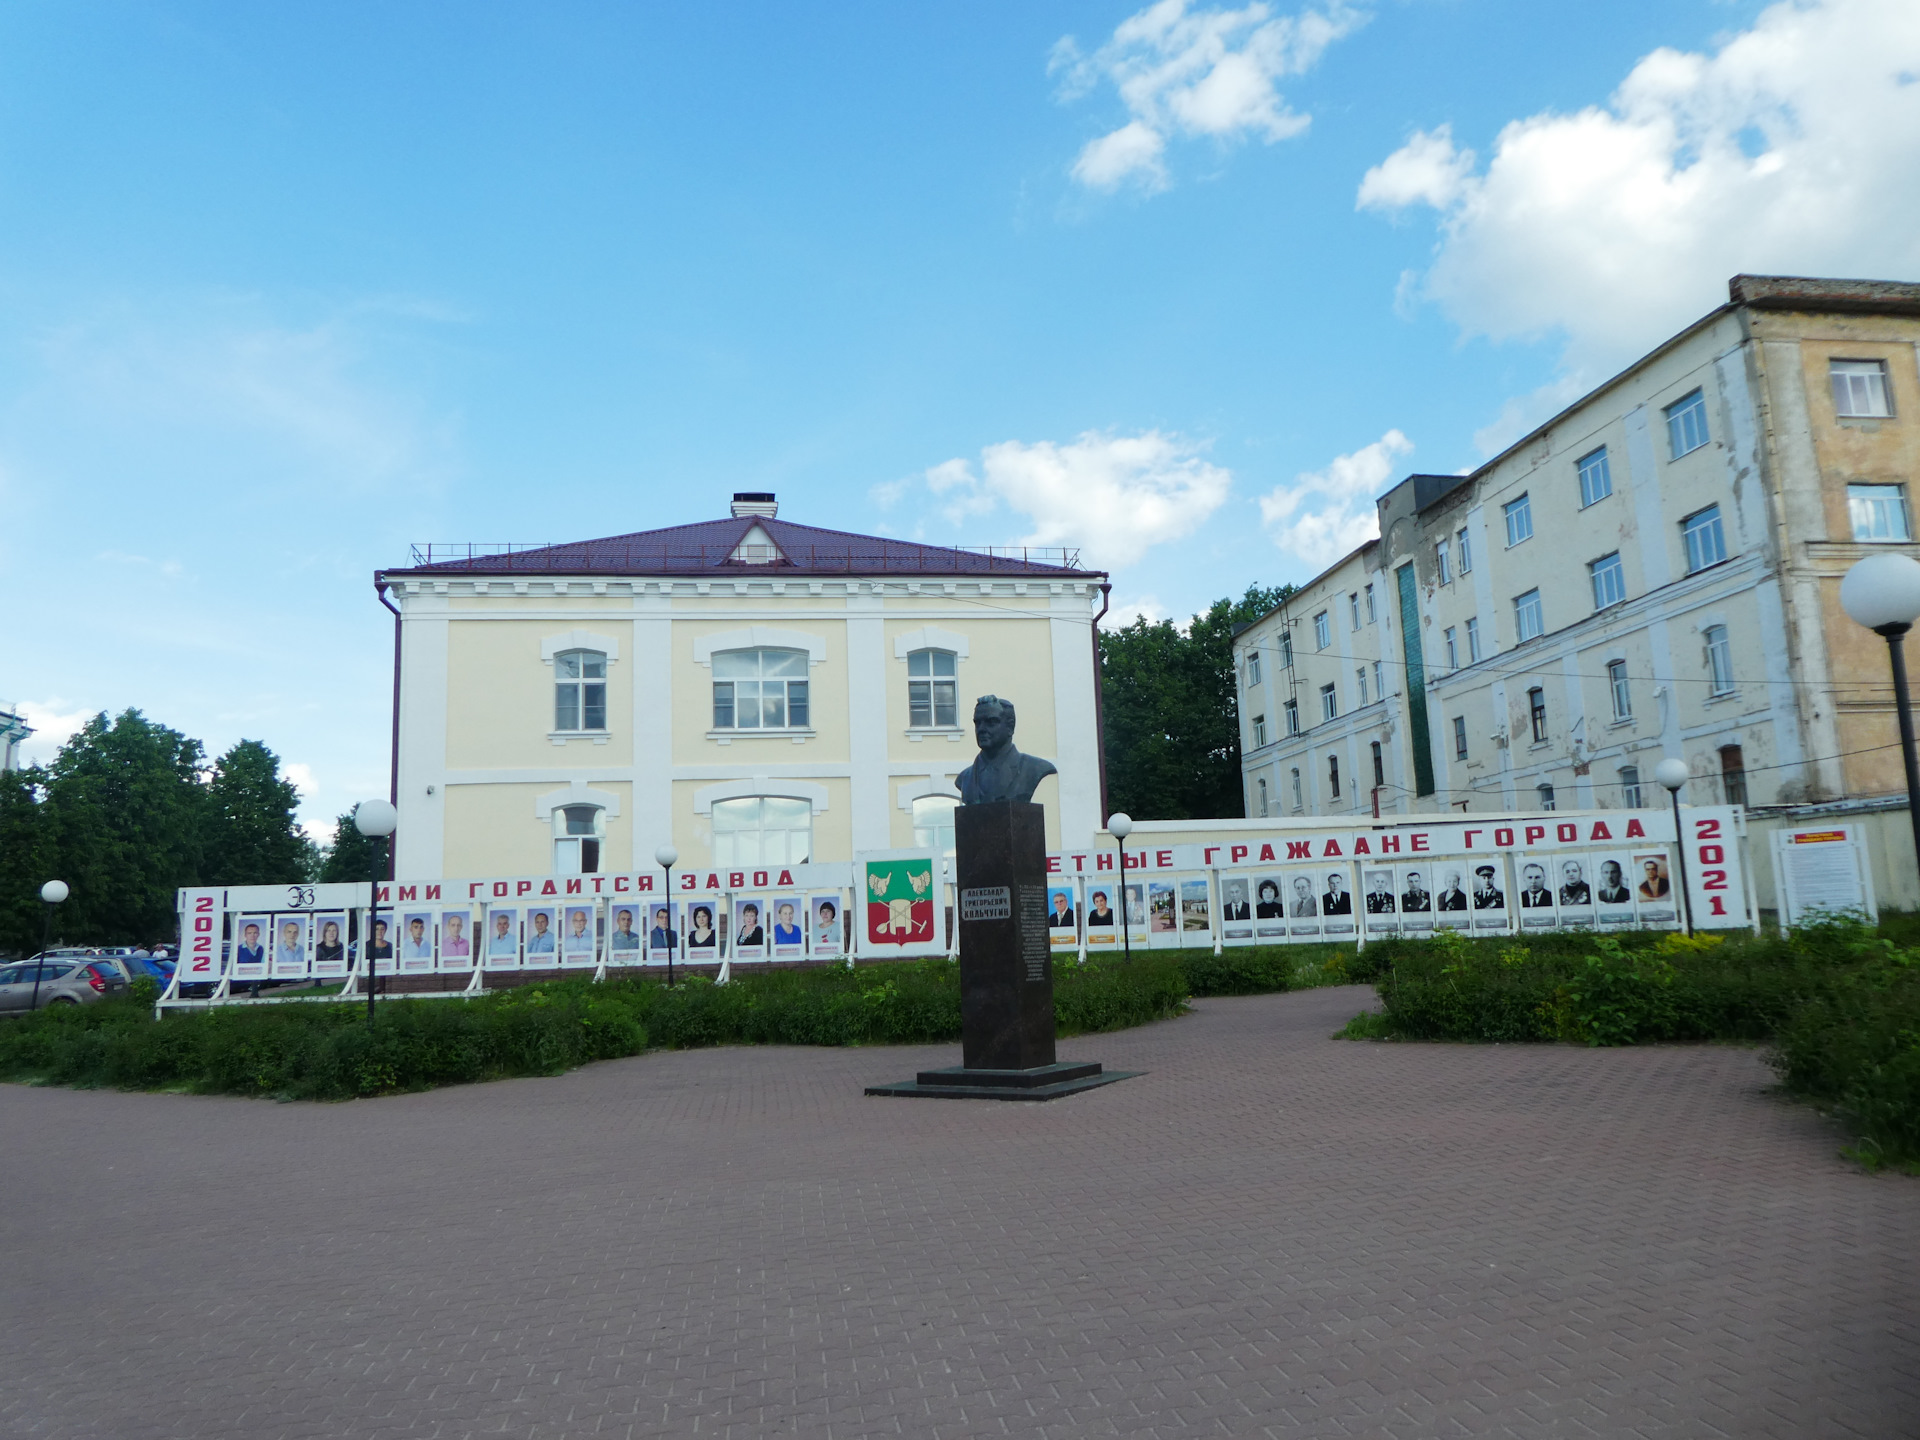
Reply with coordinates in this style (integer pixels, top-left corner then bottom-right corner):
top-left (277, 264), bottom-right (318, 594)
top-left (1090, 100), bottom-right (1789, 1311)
top-left (866, 800), bottom-right (1138, 1102)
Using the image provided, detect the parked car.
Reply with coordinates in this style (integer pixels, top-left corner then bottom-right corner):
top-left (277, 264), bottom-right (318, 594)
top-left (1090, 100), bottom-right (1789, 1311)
top-left (0, 959), bottom-right (130, 1013)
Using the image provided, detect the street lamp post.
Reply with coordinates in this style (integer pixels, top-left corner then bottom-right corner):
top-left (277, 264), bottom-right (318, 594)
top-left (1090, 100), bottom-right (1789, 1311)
top-left (1109, 813), bottom-right (1133, 962)
top-left (1654, 758), bottom-right (1694, 936)
top-left (655, 844), bottom-right (678, 987)
top-left (31, 880), bottom-right (68, 1014)
top-left (354, 800), bottom-right (399, 1026)
top-left (1840, 551), bottom-right (1920, 889)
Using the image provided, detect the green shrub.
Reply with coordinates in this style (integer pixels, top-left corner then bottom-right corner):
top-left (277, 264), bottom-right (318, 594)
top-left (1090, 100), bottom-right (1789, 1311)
top-left (0, 952), bottom-right (1191, 1101)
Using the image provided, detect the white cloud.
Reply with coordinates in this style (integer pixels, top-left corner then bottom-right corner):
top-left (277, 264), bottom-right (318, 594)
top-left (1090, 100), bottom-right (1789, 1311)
top-left (867, 477), bottom-right (911, 511)
top-left (13, 699), bottom-right (94, 768)
top-left (1106, 593), bottom-right (1171, 629)
top-left (1359, 0), bottom-right (1920, 375)
top-left (1054, 0), bottom-right (1365, 191)
top-left (1258, 429), bottom-right (1411, 569)
top-left (920, 430), bottom-right (1231, 568)
top-left (283, 761), bottom-right (316, 799)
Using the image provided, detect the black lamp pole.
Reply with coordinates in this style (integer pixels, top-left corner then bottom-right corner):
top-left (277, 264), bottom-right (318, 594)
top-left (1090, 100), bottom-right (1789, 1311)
top-left (367, 843), bottom-right (381, 1027)
top-left (1116, 837), bottom-right (1131, 962)
top-left (1666, 785), bottom-right (1695, 937)
top-left (31, 900), bottom-right (52, 1014)
top-left (663, 865), bottom-right (675, 987)
top-left (1876, 620), bottom-right (1920, 880)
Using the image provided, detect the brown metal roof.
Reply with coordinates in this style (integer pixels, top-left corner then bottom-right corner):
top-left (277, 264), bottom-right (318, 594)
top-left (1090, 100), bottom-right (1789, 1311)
top-left (386, 515), bottom-right (1101, 579)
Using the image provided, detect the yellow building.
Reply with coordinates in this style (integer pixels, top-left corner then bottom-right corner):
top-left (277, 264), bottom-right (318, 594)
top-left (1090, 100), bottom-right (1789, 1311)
top-left (1237, 274), bottom-right (1920, 830)
top-left (377, 494), bottom-right (1110, 880)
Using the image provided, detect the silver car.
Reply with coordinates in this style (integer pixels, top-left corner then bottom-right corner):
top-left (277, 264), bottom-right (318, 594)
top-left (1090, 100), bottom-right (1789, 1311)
top-left (0, 959), bottom-right (129, 1013)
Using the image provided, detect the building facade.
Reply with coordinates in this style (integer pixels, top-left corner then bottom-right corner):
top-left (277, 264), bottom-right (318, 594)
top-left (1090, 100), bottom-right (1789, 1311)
top-left (377, 495), bottom-right (1110, 880)
top-left (1236, 274), bottom-right (1920, 822)
top-left (0, 702), bottom-right (30, 772)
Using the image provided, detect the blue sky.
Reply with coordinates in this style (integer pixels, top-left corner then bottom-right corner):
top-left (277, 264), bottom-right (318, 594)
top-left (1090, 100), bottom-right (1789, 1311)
top-left (6, 0), bottom-right (1918, 835)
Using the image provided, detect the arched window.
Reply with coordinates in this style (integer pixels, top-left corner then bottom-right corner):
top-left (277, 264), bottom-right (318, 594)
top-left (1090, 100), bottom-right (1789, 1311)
top-left (712, 649), bottom-right (810, 730)
top-left (1536, 782), bottom-right (1556, 812)
top-left (712, 796), bottom-right (812, 865)
top-left (555, 650), bottom-right (607, 732)
top-left (553, 804), bottom-right (603, 875)
top-left (911, 795), bottom-right (958, 856)
top-left (907, 649), bottom-right (958, 728)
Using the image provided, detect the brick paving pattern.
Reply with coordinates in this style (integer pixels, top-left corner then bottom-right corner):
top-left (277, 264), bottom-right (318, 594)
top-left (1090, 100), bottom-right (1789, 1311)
top-left (2, 985), bottom-right (1916, 1439)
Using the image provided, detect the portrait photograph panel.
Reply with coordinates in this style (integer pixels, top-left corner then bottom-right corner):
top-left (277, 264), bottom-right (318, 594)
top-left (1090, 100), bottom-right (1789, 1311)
top-left (1082, 882), bottom-right (1118, 948)
top-left (770, 895), bottom-right (805, 957)
top-left (1284, 871), bottom-right (1323, 939)
top-left (366, 908), bottom-right (397, 974)
top-left (1396, 867), bottom-right (1434, 932)
top-left (1514, 856), bottom-right (1558, 931)
top-left (1633, 850), bottom-right (1678, 927)
top-left (1469, 859), bottom-right (1511, 931)
top-left (271, 913), bottom-right (311, 979)
top-left (1048, 884), bottom-right (1080, 950)
top-left (1430, 863), bottom-right (1472, 929)
top-left (1220, 875), bottom-right (1254, 945)
top-left (809, 894), bottom-right (843, 957)
top-left (1554, 854), bottom-right (1596, 929)
top-left (561, 905), bottom-right (598, 966)
top-left (1252, 874), bottom-right (1287, 941)
top-left (733, 897), bottom-right (769, 961)
top-left (1592, 852), bottom-right (1638, 928)
top-left (1361, 867), bottom-right (1398, 935)
top-left (482, 907), bottom-right (521, 969)
top-left (400, 910), bottom-right (436, 970)
top-left (437, 908), bottom-right (474, 970)
top-left (311, 912), bottom-right (349, 976)
top-left (234, 913), bottom-right (271, 978)
top-left (685, 901), bottom-right (721, 957)
top-left (523, 905), bottom-right (559, 962)
top-left (1178, 877), bottom-right (1212, 947)
top-left (1121, 881), bottom-right (1149, 940)
top-left (606, 903), bottom-right (646, 963)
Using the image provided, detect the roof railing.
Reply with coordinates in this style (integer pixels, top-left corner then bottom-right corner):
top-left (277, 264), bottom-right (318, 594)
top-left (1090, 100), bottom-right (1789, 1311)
top-left (403, 541), bottom-right (1087, 573)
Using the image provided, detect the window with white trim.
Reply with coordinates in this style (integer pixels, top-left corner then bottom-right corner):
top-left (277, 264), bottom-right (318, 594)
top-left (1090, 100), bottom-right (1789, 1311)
top-left (1666, 388), bottom-right (1709, 458)
top-left (555, 650), bottom-right (607, 732)
top-left (1537, 782), bottom-right (1556, 811)
top-left (1290, 767), bottom-right (1302, 812)
top-left (1504, 494), bottom-right (1533, 547)
top-left (1705, 624), bottom-right (1735, 696)
top-left (1349, 592), bottom-right (1362, 630)
top-left (1831, 359), bottom-right (1892, 418)
top-left (1252, 714), bottom-right (1268, 747)
top-left (1683, 505), bottom-right (1727, 573)
top-left (1372, 660), bottom-right (1384, 699)
top-left (1314, 611), bottom-right (1330, 649)
top-left (712, 649), bottom-right (810, 730)
top-left (907, 648), bottom-right (958, 727)
top-left (911, 795), bottom-right (957, 857)
top-left (1578, 446), bottom-right (1613, 507)
top-left (1608, 659), bottom-right (1631, 721)
top-left (1452, 715), bottom-right (1467, 760)
top-left (1620, 765), bottom-right (1642, 808)
top-left (1280, 630), bottom-right (1294, 668)
top-left (1528, 686), bottom-right (1547, 743)
top-left (1356, 667), bottom-right (1369, 706)
top-left (553, 804), bottom-right (603, 875)
top-left (1590, 551), bottom-right (1625, 609)
top-left (711, 796), bottom-right (812, 865)
top-left (1466, 616), bottom-right (1482, 662)
top-left (1435, 540), bottom-right (1451, 585)
top-left (1284, 698), bottom-right (1300, 736)
top-left (1365, 584), bottom-right (1377, 622)
top-left (1849, 483), bottom-right (1911, 542)
top-left (1457, 527), bottom-right (1472, 574)
top-left (1256, 777), bottom-right (1269, 818)
top-left (1445, 627), bottom-right (1458, 669)
top-left (1514, 588), bottom-right (1544, 642)
top-left (1246, 650), bottom-right (1262, 686)
top-left (1320, 683), bottom-right (1338, 722)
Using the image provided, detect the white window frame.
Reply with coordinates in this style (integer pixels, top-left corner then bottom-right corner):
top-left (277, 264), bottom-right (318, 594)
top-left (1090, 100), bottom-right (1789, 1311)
top-left (1849, 483), bottom-right (1912, 542)
top-left (1457, 527), bottom-right (1472, 574)
top-left (1314, 611), bottom-right (1331, 650)
top-left (1445, 627), bottom-right (1458, 669)
top-left (553, 649), bottom-right (609, 735)
top-left (1349, 592), bottom-right (1362, 630)
top-left (906, 647), bottom-right (960, 729)
top-left (710, 795), bottom-right (815, 866)
top-left (1590, 551), bottom-right (1626, 610)
top-left (1452, 715), bottom-right (1467, 761)
top-left (1284, 698), bottom-right (1300, 736)
top-left (1504, 494), bottom-right (1533, 547)
top-left (1537, 782), bottom-right (1556, 812)
top-left (1435, 540), bottom-right (1451, 586)
top-left (1372, 660), bottom-right (1384, 699)
top-left (1527, 686), bottom-right (1547, 744)
top-left (1246, 650), bottom-right (1262, 686)
top-left (552, 803), bottom-right (605, 876)
top-left (1290, 767), bottom-right (1303, 812)
top-left (1466, 616), bottom-right (1482, 662)
top-left (1280, 630), bottom-right (1294, 668)
top-left (1365, 584), bottom-right (1377, 623)
top-left (1514, 588), bottom-right (1544, 642)
top-left (1683, 505), bottom-right (1727, 574)
top-left (1705, 624), bottom-right (1735, 696)
top-left (1620, 765), bottom-right (1643, 808)
top-left (1608, 659), bottom-right (1631, 721)
top-left (1252, 714), bottom-right (1268, 748)
top-left (1666, 388), bottom-right (1709, 459)
top-left (1320, 683), bottom-right (1338, 723)
top-left (1577, 446), bottom-right (1613, 507)
top-left (1831, 359), bottom-right (1893, 418)
top-left (711, 647), bottom-right (813, 733)
top-left (1356, 667), bottom-right (1369, 706)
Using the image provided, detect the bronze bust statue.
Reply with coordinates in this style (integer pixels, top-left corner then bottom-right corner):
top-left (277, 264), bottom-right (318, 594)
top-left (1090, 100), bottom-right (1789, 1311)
top-left (955, 695), bottom-right (1057, 806)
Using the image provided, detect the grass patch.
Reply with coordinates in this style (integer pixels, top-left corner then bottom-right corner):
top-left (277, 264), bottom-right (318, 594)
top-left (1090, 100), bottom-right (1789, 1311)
top-left (0, 952), bottom-right (1192, 1101)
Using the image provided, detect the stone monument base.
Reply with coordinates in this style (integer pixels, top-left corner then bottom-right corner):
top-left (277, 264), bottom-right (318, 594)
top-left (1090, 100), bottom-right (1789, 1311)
top-left (865, 1060), bottom-right (1140, 1103)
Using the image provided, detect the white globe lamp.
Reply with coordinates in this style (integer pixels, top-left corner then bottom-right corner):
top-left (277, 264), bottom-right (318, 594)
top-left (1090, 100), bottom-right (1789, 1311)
top-left (1108, 814), bottom-right (1135, 959)
top-left (1840, 551), bottom-right (1920, 894)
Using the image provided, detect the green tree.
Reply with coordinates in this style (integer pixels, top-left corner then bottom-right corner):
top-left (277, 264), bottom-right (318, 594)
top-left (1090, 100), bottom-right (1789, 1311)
top-left (318, 810), bottom-right (387, 884)
top-left (40, 710), bottom-right (210, 945)
top-left (204, 739), bottom-right (318, 885)
top-left (1100, 583), bottom-right (1293, 821)
top-left (0, 767), bottom-right (51, 956)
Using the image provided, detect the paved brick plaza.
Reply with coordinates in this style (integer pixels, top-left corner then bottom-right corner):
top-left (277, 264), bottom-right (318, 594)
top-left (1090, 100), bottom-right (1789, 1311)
top-left (2, 986), bottom-right (1916, 1439)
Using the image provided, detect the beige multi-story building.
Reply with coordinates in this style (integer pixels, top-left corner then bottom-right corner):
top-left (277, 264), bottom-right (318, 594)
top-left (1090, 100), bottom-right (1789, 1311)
top-left (1236, 274), bottom-right (1920, 828)
top-left (377, 495), bottom-right (1110, 880)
